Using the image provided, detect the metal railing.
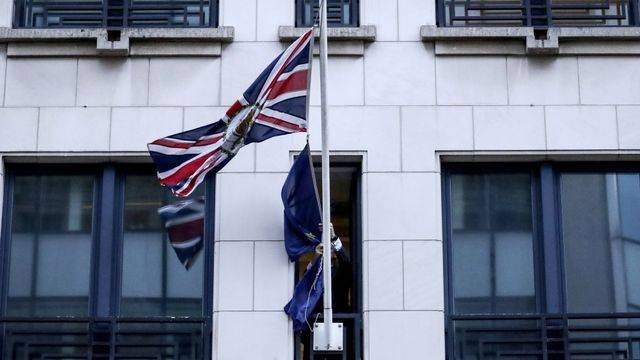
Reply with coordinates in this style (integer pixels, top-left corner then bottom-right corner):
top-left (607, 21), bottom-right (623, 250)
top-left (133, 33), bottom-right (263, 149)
top-left (296, 0), bottom-right (359, 27)
top-left (0, 316), bottom-right (211, 359)
top-left (13, 0), bottom-right (217, 28)
top-left (447, 313), bottom-right (640, 359)
top-left (437, 0), bottom-right (639, 27)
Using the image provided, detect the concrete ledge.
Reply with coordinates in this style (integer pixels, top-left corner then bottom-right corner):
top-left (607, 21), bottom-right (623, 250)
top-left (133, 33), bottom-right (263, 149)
top-left (279, 25), bottom-right (375, 56)
top-left (0, 26), bottom-right (234, 42)
top-left (421, 25), bottom-right (640, 55)
top-left (279, 25), bottom-right (376, 41)
top-left (0, 26), bottom-right (233, 57)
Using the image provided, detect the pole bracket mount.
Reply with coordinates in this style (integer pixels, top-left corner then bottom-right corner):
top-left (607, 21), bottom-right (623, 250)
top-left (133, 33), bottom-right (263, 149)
top-left (313, 322), bottom-right (344, 352)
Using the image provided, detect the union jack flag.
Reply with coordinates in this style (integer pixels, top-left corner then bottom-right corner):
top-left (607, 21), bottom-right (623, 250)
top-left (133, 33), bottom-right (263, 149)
top-left (158, 198), bottom-right (205, 270)
top-left (148, 29), bottom-right (314, 197)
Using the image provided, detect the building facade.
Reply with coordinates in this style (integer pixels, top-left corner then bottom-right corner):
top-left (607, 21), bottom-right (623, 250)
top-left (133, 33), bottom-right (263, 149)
top-left (0, 0), bottom-right (640, 359)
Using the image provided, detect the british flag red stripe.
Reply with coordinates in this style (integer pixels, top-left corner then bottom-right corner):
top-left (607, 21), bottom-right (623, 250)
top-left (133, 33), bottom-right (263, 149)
top-left (148, 29), bottom-right (314, 197)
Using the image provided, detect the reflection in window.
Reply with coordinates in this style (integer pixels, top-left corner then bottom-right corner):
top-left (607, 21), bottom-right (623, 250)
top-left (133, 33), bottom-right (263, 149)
top-left (120, 175), bottom-right (204, 317)
top-left (450, 173), bottom-right (536, 314)
top-left (7, 176), bottom-right (94, 316)
top-left (561, 173), bottom-right (640, 313)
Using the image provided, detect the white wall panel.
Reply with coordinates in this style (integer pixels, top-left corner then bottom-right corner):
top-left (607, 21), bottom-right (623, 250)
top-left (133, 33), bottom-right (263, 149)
top-left (310, 56), bottom-right (365, 106)
top-left (507, 57), bottom-right (579, 105)
top-left (403, 241), bottom-right (444, 310)
top-left (215, 312), bottom-right (291, 360)
top-left (5, 58), bottom-right (77, 106)
top-left (401, 106), bottom-right (473, 171)
top-left (110, 107), bottom-right (182, 151)
top-left (367, 241), bottom-right (404, 310)
top-left (474, 106), bottom-right (546, 150)
top-left (545, 106), bottom-right (618, 150)
top-left (0, 45), bottom-right (5, 105)
top-left (579, 57), bottom-right (640, 105)
top-left (253, 241), bottom-right (293, 311)
top-left (364, 0), bottom-right (399, 41)
top-left (257, 0), bottom-right (294, 41)
top-left (217, 173), bottom-right (288, 241)
top-left (216, 241), bottom-right (254, 311)
top-left (38, 107), bottom-right (110, 151)
top-left (365, 42), bottom-right (436, 105)
top-left (367, 311), bottom-right (445, 360)
top-left (0, 108), bottom-right (38, 151)
top-left (617, 106), bottom-right (640, 150)
top-left (436, 56), bottom-right (508, 105)
top-left (149, 58), bottom-right (220, 106)
top-left (367, 172), bottom-right (440, 240)
top-left (221, 0), bottom-right (257, 41)
top-left (398, 0), bottom-right (435, 39)
top-left (77, 58), bottom-right (149, 106)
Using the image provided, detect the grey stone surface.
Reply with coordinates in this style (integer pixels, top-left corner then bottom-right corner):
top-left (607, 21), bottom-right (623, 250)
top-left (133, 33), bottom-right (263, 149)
top-left (0, 27), bottom-right (234, 57)
top-left (0, 26), bottom-right (235, 42)
top-left (278, 25), bottom-right (376, 41)
top-left (422, 25), bottom-right (640, 55)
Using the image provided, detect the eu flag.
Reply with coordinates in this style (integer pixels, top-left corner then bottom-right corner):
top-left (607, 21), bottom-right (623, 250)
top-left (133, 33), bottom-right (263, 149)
top-left (281, 144), bottom-right (322, 262)
top-left (284, 256), bottom-right (324, 331)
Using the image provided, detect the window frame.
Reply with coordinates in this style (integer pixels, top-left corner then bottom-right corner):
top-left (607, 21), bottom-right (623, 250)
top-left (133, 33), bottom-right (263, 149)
top-left (443, 161), bottom-right (640, 358)
top-left (0, 163), bottom-right (215, 324)
top-left (443, 161), bottom-right (640, 317)
top-left (292, 157), bottom-right (364, 360)
top-left (12, 0), bottom-right (220, 29)
top-left (295, 0), bottom-right (360, 27)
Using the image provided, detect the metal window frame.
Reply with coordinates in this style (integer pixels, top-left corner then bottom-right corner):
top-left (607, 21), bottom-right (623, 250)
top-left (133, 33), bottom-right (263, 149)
top-left (436, 0), bottom-right (640, 28)
top-left (442, 161), bottom-right (640, 359)
top-left (295, 0), bottom-right (360, 27)
top-left (292, 157), bottom-right (364, 360)
top-left (0, 163), bottom-right (215, 359)
top-left (12, 0), bottom-right (220, 29)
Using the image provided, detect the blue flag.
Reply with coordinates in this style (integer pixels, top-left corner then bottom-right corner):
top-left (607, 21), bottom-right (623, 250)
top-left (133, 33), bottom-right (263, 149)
top-left (284, 256), bottom-right (324, 331)
top-left (281, 144), bottom-right (322, 262)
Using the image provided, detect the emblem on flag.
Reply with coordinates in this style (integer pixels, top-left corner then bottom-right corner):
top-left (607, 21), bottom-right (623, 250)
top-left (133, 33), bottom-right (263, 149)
top-left (148, 29), bottom-right (315, 197)
top-left (158, 198), bottom-right (205, 270)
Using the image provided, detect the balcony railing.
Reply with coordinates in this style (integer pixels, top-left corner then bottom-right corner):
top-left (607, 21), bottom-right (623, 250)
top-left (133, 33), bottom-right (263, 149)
top-left (437, 0), bottom-right (639, 27)
top-left (448, 313), bottom-right (640, 359)
top-left (0, 317), bottom-right (211, 359)
top-left (296, 0), bottom-right (359, 27)
top-left (13, 0), bottom-right (217, 28)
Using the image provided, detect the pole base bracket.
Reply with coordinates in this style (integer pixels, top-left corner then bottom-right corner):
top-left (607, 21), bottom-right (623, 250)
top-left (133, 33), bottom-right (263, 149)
top-left (313, 322), bottom-right (344, 352)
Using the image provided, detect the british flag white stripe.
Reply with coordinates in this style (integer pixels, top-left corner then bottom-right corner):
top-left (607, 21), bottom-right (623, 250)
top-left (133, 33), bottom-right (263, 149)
top-left (263, 90), bottom-right (309, 108)
top-left (148, 140), bottom-right (223, 156)
top-left (260, 108), bottom-right (307, 127)
top-left (254, 119), bottom-right (301, 133)
top-left (278, 64), bottom-right (309, 81)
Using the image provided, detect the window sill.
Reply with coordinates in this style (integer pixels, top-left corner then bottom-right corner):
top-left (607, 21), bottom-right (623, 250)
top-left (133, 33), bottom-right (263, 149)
top-left (421, 25), bottom-right (640, 55)
top-left (0, 27), bottom-right (235, 57)
top-left (278, 25), bottom-right (376, 56)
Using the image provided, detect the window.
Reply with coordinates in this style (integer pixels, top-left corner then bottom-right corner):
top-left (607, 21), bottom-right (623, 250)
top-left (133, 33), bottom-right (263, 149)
top-left (13, 0), bottom-right (218, 28)
top-left (437, 0), bottom-right (639, 27)
top-left (443, 163), bottom-right (640, 359)
top-left (295, 158), bottom-right (363, 360)
top-left (0, 164), bottom-right (213, 359)
top-left (296, 0), bottom-right (359, 27)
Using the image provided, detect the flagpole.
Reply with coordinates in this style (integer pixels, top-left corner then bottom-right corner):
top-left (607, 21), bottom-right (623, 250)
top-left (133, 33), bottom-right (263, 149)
top-left (319, 0), bottom-right (334, 343)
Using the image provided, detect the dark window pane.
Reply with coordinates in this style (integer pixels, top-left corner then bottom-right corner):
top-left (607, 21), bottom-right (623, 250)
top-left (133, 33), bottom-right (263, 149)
top-left (450, 173), bottom-right (536, 314)
top-left (7, 175), bottom-right (94, 316)
top-left (120, 175), bottom-right (204, 317)
top-left (561, 172), bottom-right (640, 313)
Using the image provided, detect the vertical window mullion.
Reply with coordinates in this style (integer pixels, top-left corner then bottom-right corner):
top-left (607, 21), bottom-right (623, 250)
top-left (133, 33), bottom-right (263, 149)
top-left (540, 163), bottom-right (564, 314)
top-left (95, 164), bottom-right (117, 317)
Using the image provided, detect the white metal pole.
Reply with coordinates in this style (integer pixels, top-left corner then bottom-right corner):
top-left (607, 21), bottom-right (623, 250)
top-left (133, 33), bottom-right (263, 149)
top-left (319, 0), bottom-right (333, 336)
